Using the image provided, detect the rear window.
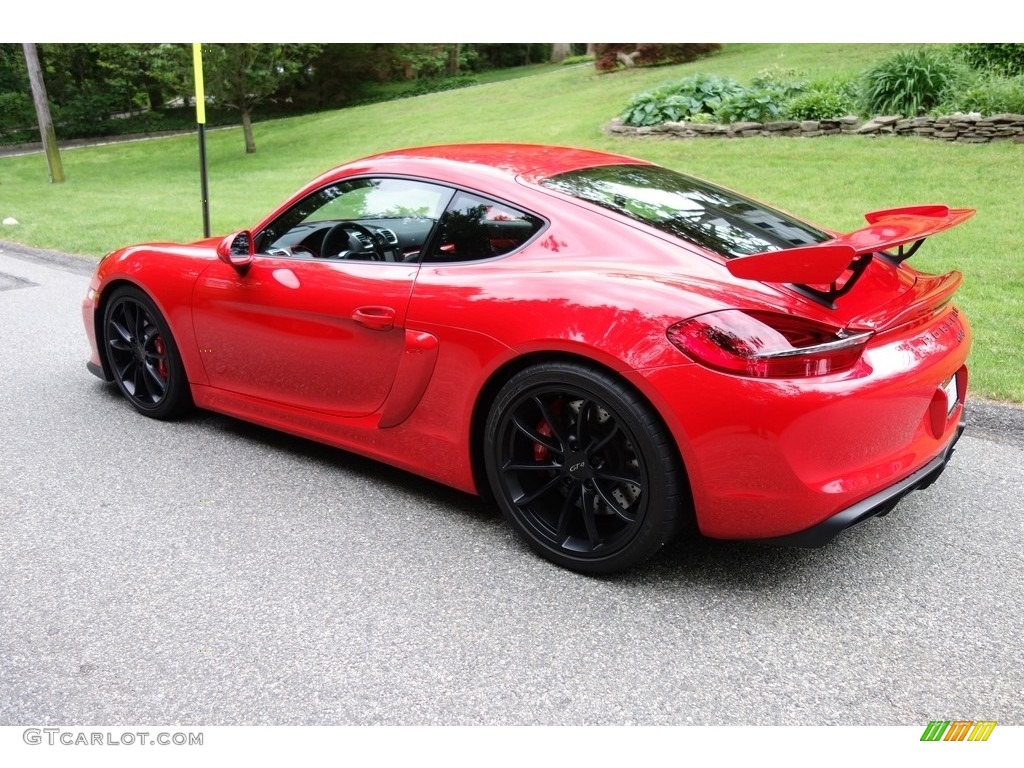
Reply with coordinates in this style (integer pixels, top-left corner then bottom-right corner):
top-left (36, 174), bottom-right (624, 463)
top-left (541, 164), bottom-right (830, 258)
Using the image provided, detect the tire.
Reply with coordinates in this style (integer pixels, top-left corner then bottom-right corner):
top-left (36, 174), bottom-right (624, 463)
top-left (102, 286), bottom-right (191, 419)
top-left (484, 361), bottom-right (686, 574)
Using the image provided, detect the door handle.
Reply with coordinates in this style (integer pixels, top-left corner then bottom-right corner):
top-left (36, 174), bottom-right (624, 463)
top-left (352, 306), bottom-right (395, 331)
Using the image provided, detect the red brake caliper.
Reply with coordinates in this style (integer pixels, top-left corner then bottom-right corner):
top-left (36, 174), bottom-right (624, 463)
top-left (154, 337), bottom-right (168, 379)
top-left (533, 420), bottom-right (553, 462)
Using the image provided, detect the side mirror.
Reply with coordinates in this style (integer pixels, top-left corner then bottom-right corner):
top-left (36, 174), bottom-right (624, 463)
top-left (216, 231), bottom-right (254, 272)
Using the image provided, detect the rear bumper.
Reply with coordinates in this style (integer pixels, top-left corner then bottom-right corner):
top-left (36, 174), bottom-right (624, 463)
top-left (755, 419), bottom-right (965, 548)
top-left (631, 298), bottom-right (971, 542)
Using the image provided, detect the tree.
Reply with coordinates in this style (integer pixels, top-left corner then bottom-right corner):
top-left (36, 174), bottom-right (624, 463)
top-left (473, 44), bottom-right (550, 69)
top-left (22, 44), bottom-right (191, 140)
top-left (550, 44), bottom-right (572, 64)
top-left (447, 44), bottom-right (461, 76)
top-left (92, 44), bottom-right (186, 112)
top-left (0, 44), bottom-right (34, 142)
top-left (200, 43), bottom-right (322, 154)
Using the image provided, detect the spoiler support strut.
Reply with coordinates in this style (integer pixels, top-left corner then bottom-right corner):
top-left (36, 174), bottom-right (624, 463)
top-left (725, 205), bottom-right (975, 307)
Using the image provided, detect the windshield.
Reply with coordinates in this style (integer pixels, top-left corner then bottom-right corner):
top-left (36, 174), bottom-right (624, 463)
top-left (541, 164), bottom-right (831, 258)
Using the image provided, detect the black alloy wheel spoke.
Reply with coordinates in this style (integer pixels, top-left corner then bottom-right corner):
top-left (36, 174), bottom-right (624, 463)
top-left (142, 360), bottom-right (167, 398)
top-left (513, 473), bottom-right (564, 506)
top-left (502, 460), bottom-right (560, 473)
top-left (593, 469), bottom-right (641, 487)
top-left (149, 349), bottom-right (169, 375)
top-left (555, 491), bottom-right (575, 542)
top-left (133, 365), bottom-right (148, 400)
top-left (592, 480), bottom-right (637, 522)
top-left (113, 357), bottom-right (135, 389)
top-left (579, 484), bottom-right (601, 548)
top-left (143, 330), bottom-right (168, 380)
top-left (108, 317), bottom-right (133, 349)
top-left (587, 420), bottom-right (621, 455)
top-left (109, 336), bottom-right (133, 354)
top-left (132, 304), bottom-right (146, 342)
top-left (122, 301), bottom-right (138, 341)
top-left (533, 396), bottom-right (570, 449)
top-left (574, 397), bottom-right (595, 447)
top-left (510, 413), bottom-right (562, 455)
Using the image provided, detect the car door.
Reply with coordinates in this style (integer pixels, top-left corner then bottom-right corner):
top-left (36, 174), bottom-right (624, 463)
top-left (192, 256), bottom-right (418, 417)
top-left (191, 177), bottom-right (453, 417)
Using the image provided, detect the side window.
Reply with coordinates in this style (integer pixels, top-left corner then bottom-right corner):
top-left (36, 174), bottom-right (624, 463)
top-left (424, 191), bottom-right (543, 263)
top-left (257, 178), bottom-right (453, 262)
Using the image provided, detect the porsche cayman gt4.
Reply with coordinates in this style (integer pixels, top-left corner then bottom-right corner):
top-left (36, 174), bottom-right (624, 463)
top-left (83, 144), bottom-right (972, 573)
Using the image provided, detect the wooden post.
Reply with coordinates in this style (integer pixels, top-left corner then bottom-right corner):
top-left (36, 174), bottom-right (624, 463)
top-left (22, 43), bottom-right (65, 184)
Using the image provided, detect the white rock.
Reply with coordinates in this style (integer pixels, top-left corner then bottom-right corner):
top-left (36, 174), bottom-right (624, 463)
top-left (2, 217), bottom-right (18, 226)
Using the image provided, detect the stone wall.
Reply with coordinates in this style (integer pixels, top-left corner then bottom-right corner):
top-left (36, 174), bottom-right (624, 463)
top-left (605, 114), bottom-right (1024, 144)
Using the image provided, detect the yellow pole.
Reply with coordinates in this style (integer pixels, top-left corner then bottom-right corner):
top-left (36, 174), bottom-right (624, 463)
top-left (192, 44), bottom-right (210, 237)
top-left (192, 43), bottom-right (206, 125)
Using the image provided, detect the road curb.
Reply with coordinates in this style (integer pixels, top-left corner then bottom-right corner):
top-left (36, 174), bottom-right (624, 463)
top-left (0, 239), bottom-right (97, 275)
top-left (0, 126), bottom-right (228, 159)
top-left (966, 399), bottom-right (1024, 445)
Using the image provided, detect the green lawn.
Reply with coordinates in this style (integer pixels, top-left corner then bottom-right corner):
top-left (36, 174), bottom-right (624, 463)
top-left (1, 43), bottom-right (1022, 402)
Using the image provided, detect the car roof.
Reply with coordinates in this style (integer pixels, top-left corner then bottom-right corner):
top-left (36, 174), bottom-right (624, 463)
top-left (253, 144), bottom-right (654, 249)
top-left (340, 143), bottom-right (651, 185)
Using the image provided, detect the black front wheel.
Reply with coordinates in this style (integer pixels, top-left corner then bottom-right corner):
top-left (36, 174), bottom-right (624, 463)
top-left (102, 286), bottom-right (191, 419)
top-left (484, 362), bottom-right (687, 574)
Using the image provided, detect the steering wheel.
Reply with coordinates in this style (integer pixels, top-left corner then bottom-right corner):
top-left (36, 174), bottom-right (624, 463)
top-left (320, 222), bottom-right (390, 261)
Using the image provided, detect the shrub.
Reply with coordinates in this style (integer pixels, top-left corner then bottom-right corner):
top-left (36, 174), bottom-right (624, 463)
top-left (634, 44), bottom-right (722, 68)
top-left (686, 111), bottom-right (716, 124)
top-left (560, 55), bottom-right (594, 67)
top-left (954, 43), bottom-right (1024, 76)
top-left (785, 77), bottom-right (859, 120)
top-left (785, 90), bottom-right (855, 121)
top-left (712, 66), bottom-right (809, 124)
top-left (107, 110), bottom-right (176, 136)
top-left (750, 65), bottom-right (808, 98)
top-left (620, 74), bottom-right (742, 125)
top-left (860, 48), bottom-right (961, 117)
top-left (715, 89), bottom-right (784, 123)
top-left (935, 71), bottom-right (1024, 116)
top-left (405, 74), bottom-right (479, 97)
top-left (0, 91), bottom-right (36, 141)
top-left (621, 91), bottom-right (689, 126)
top-left (53, 87), bottom-right (126, 139)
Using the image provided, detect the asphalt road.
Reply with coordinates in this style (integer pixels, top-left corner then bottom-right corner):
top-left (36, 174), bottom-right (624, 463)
top-left (1, 242), bottom-right (1022, 726)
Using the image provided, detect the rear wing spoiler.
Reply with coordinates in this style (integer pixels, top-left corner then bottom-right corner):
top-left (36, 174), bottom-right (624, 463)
top-left (726, 205), bottom-right (976, 287)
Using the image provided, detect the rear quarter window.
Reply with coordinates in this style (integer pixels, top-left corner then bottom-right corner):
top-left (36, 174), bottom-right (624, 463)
top-left (424, 191), bottom-right (544, 263)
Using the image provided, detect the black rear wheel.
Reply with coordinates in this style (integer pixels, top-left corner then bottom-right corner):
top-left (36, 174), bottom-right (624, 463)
top-left (102, 286), bottom-right (191, 419)
top-left (484, 362), bottom-right (686, 574)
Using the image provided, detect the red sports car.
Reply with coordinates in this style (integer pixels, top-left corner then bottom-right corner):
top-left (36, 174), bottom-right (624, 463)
top-left (82, 143), bottom-right (972, 573)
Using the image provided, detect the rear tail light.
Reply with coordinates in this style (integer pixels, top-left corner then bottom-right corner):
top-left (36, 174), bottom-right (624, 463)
top-left (667, 310), bottom-right (871, 378)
